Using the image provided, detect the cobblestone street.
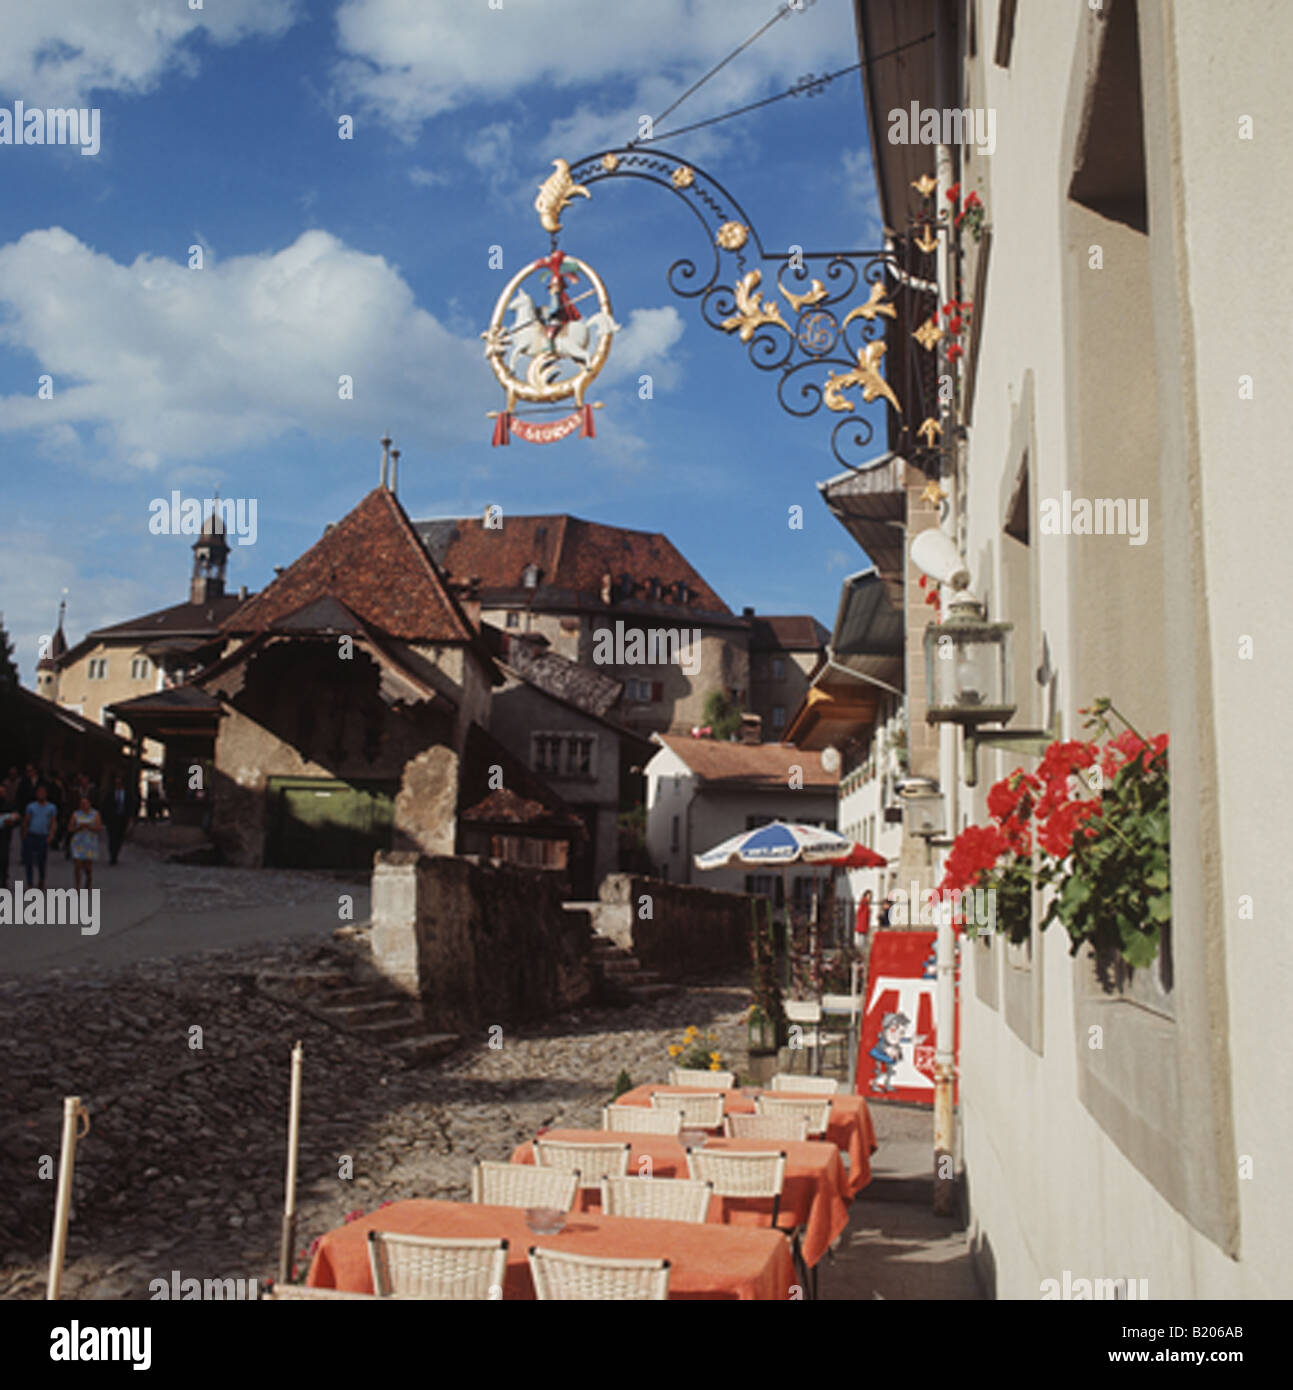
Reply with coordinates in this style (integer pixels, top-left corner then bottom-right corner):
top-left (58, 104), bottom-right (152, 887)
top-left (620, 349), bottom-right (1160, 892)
top-left (0, 934), bottom-right (750, 1300)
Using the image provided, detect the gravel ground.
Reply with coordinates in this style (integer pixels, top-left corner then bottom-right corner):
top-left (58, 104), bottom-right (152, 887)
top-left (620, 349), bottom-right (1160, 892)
top-left (0, 939), bottom-right (750, 1300)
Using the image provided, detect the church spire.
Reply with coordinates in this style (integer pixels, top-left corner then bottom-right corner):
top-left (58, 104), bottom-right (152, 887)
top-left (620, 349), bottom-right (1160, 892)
top-left (191, 493), bottom-right (230, 604)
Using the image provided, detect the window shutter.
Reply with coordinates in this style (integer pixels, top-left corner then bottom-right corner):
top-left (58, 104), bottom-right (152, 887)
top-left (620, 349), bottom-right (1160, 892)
top-left (651, 681), bottom-right (663, 702)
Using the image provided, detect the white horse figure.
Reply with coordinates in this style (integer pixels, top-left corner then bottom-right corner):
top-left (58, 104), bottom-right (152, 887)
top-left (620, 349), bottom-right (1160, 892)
top-left (502, 288), bottom-right (620, 378)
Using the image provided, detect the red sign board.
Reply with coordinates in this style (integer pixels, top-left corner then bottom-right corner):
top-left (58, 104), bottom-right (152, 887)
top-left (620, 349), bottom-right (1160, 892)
top-left (856, 930), bottom-right (960, 1106)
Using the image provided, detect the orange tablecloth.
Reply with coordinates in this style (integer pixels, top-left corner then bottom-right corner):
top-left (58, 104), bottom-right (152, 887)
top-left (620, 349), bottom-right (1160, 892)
top-left (511, 1129), bottom-right (849, 1267)
top-left (612, 1086), bottom-right (876, 1198)
top-left (307, 1199), bottom-right (795, 1301)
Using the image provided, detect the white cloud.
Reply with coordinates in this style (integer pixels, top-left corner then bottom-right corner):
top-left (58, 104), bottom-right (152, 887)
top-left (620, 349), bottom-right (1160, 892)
top-left (333, 0), bottom-right (850, 145)
top-left (599, 306), bottom-right (686, 390)
top-left (407, 166), bottom-right (450, 188)
top-left (0, 0), bottom-right (298, 103)
top-left (0, 226), bottom-right (494, 468)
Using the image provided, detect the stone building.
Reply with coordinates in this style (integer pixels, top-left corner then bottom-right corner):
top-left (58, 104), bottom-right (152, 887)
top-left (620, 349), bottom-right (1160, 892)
top-left (414, 512), bottom-right (825, 739)
top-left (38, 514), bottom-right (250, 779)
top-left (127, 485), bottom-right (498, 868)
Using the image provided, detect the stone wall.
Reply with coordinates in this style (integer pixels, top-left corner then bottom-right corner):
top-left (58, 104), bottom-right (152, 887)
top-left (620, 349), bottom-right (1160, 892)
top-left (372, 852), bottom-right (595, 1032)
top-left (597, 873), bottom-right (753, 981)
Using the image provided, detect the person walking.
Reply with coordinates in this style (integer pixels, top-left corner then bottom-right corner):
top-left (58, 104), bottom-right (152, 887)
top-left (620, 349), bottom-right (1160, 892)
top-left (69, 793), bottom-right (103, 892)
top-left (22, 784), bottom-right (58, 890)
top-left (854, 889), bottom-right (873, 941)
top-left (102, 773), bottom-right (137, 865)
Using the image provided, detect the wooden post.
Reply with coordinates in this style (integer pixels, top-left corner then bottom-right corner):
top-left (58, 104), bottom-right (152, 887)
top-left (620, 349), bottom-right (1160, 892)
top-left (47, 1096), bottom-right (89, 1300)
top-left (277, 1042), bottom-right (304, 1284)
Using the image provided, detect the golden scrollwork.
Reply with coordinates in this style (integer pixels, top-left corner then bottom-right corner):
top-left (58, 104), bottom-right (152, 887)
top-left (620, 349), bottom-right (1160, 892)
top-left (720, 270), bottom-right (789, 342)
top-left (912, 317), bottom-right (944, 352)
top-left (779, 277), bottom-right (828, 314)
top-left (917, 422), bottom-right (945, 452)
top-left (911, 173), bottom-right (937, 198)
top-left (716, 221), bottom-right (749, 251)
top-left (823, 342), bottom-right (901, 416)
top-left (601, 153), bottom-right (620, 172)
top-left (671, 165), bottom-right (695, 188)
top-left (915, 222), bottom-right (939, 254)
top-left (841, 281), bottom-right (897, 326)
top-left (535, 159), bottom-right (591, 234)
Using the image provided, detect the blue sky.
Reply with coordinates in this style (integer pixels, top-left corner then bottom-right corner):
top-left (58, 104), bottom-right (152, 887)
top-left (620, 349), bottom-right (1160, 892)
top-left (0, 0), bottom-right (890, 680)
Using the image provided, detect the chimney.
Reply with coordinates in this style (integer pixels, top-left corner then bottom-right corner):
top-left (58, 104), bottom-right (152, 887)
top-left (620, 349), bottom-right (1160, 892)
top-left (390, 447), bottom-right (400, 494)
top-left (380, 432), bottom-right (391, 488)
top-left (238, 585), bottom-right (248, 600)
top-left (739, 712), bottom-right (762, 745)
top-left (742, 606), bottom-right (754, 618)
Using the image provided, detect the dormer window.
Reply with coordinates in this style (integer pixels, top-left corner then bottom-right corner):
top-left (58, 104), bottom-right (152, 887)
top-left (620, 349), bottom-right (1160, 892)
top-left (522, 563), bottom-right (540, 589)
top-left (619, 571), bottom-right (633, 600)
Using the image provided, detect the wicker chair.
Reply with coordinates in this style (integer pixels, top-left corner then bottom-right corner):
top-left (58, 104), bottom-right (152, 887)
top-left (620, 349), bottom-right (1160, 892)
top-left (649, 1091), bottom-right (725, 1129)
top-left (768, 1073), bottom-right (840, 1096)
top-left (262, 1283), bottom-right (393, 1300)
top-left (724, 1111), bottom-right (809, 1142)
top-left (684, 1148), bottom-right (788, 1227)
top-left (528, 1247), bottom-right (671, 1301)
top-left (602, 1104), bottom-right (683, 1135)
top-left (470, 1160), bottom-right (579, 1211)
top-left (367, 1232), bottom-right (508, 1299)
top-left (599, 1176), bottom-right (714, 1224)
top-left (669, 1067), bottom-right (736, 1089)
top-left (755, 1095), bottom-right (832, 1138)
top-left (783, 999), bottom-right (847, 1073)
top-left (533, 1139), bottom-right (631, 1187)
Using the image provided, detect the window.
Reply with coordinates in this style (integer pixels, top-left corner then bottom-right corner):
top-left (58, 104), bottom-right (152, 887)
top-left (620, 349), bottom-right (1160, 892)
top-left (670, 815), bottom-right (680, 852)
top-left (522, 564), bottom-right (539, 589)
top-left (626, 678), bottom-right (650, 702)
top-left (88, 658), bottom-right (108, 680)
top-left (531, 732), bottom-right (595, 779)
top-left (130, 656), bottom-right (150, 680)
top-left (771, 657), bottom-right (786, 681)
top-left (673, 774), bottom-right (681, 796)
top-left (506, 611), bottom-right (519, 628)
top-left (771, 705), bottom-right (786, 730)
top-left (745, 874), bottom-right (776, 899)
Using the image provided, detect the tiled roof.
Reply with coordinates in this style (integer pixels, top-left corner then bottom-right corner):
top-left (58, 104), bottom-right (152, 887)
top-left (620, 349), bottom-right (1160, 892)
top-left (414, 515), bottom-right (731, 617)
top-left (749, 615), bottom-right (830, 651)
top-left (89, 595), bottom-right (248, 639)
top-left (654, 734), bottom-right (839, 790)
top-left (487, 628), bottom-right (622, 718)
top-left (227, 488), bottom-right (474, 642)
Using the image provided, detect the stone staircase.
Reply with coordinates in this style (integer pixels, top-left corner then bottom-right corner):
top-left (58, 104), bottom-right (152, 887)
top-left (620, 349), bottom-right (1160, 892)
top-left (589, 935), bottom-right (678, 1005)
top-left (255, 959), bottom-right (460, 1068)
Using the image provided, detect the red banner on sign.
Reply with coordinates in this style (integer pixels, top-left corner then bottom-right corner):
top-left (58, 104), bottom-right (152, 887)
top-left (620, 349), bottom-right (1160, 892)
top-left (856, 930), bottom-right (960, 1106)
top-left (490, 406), bottom-right (596, 446)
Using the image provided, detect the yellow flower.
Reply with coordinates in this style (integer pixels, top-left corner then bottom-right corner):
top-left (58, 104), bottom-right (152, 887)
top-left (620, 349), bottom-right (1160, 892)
top-left (707, 1033), bottom-right (717, 1043)
top-left (709, 1061), bottom-right (721, 1071)
top-left (709, 1051), bottom-right (722, 1062)
top-left (684, 1026), bottom-right (698, 1039)
top-left (668, 1044), bottom-right (682, 1057)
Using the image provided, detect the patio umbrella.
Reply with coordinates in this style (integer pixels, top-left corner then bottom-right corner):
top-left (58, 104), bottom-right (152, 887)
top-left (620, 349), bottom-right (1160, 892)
top-left (809, 841), bottom-right (889, 869)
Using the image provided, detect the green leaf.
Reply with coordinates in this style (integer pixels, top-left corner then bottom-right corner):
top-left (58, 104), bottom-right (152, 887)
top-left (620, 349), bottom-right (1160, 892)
top-left (1147, 892), bottom-right (1171, 923)
top-left (1121, 924), bottom-right (1160, 970)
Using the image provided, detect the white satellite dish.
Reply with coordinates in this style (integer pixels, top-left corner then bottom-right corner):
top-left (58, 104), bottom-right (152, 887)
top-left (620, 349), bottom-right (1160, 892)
top-left (910, 528), bottom-right (971, 590)
top-left (820, 746), bottom-right (840, 773)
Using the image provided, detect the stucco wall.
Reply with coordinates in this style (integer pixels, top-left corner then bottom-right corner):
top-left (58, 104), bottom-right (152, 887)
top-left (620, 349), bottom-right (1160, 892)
top-left (942, 0), bottom-right (1290, 1300)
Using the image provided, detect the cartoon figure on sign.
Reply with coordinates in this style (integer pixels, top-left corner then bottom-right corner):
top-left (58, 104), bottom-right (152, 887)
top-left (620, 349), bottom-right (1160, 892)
top-left (868, 1011), bottom-right (912, 1093)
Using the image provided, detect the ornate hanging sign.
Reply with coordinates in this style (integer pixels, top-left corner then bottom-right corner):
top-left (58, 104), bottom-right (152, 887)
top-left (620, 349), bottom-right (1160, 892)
top-left (482, 162), bottom-right (620, 446)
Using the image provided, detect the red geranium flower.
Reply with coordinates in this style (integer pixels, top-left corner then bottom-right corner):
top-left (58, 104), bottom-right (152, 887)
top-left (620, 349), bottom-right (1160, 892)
top-left (946, 183), bottom-right (961, 202)
top-left (965, 191), bottom-right (982, 208)
top-left (949, 316), bottom-right (963, 334)
top-left (947, 343), bottom-right (963, 361)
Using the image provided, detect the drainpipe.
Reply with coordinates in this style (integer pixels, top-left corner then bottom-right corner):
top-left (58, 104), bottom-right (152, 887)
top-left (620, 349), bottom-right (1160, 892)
top-left (932, 0), bottom-right (959, 1220)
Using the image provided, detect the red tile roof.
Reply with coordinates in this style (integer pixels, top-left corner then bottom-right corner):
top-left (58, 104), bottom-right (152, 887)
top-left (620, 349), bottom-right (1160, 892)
top-left (654, 735), bottom-right (839, 789)
top-left (226, 488), bottom-right (475, 642)
top-left (416, 515), bottom-right (730, 616)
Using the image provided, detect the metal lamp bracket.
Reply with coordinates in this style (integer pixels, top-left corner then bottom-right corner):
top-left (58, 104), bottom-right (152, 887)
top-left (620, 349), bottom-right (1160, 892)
top-left (963, 710), bottom-right (1061, 787)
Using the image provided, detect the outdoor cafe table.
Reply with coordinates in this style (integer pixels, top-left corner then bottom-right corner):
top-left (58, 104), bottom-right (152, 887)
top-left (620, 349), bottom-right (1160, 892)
top-left (612, 1085), bottom-right (877, 1197)
top-left (306, 1199), bottom-right (796, 1300)
top-left (511, 1129), bottom-right (850, 1267)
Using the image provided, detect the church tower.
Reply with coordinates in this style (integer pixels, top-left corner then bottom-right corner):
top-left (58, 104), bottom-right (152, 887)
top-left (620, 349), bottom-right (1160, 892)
top-left (191, 501), bottom-right (230, 605)
top-left (36, 594), bottom-right (67, 700)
